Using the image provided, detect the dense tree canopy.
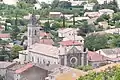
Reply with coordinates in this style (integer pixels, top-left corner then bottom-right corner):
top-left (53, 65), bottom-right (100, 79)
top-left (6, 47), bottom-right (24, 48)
top-left (85, 33), bottom-right (120, 51)
top-left (78, 66), bottom-right (120, 80)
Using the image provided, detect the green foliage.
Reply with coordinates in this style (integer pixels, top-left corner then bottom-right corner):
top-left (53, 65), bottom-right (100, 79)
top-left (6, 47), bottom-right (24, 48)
top-left (78, 66), bottom-right (120, 80)
top-left (112, 13), bottom-right (120, 24)
top-left (76, 65), bottom-right (93, 71)
top-left (93, 0), bottom-right (119, 12)
top-left (58, 1), bottom-right (71, 9)
top-left (96, 14), bottom-right (110, 23)
top-left (85, 34), bottom-right (109, 51)
top-left (40, 2), bottom-right (49, 9)
top-left (77, 21), bottom-right (96, 36)
top-left (18, 0), bottom-right (37, 4)
top-left (85, 33), bottom-right (120, 51)
top-left (11, 45), bottom-right (24, 59)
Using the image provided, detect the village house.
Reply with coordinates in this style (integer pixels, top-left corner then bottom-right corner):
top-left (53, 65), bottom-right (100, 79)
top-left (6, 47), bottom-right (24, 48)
top-left (49, 12), bottom-right (62, 18)
top-left (0, 33), bottom-right (10, 40)
top-left (84, 12), bottom-right (100, 18)
top-left (97, 0), bottom-right (113, 4)
top-left (88, 51), bottom-right (109, 68)
top-left (57, 28), bottom-right (84, 44)
top-left (58, 28), bottom-right (78, 38)
top-left (99, 9), bottom-right (114, 16)
top-left (96, 48), bottom-right (120, 59)
top-left (69, 17), bottom-right (90, 22)
top-left (60, 0), bottom-right (88, 6)
top-left (0, 62), bottom-right (15, 77)
top-left (4, 62), bottom-right (87, 80)
top-left (84, 3), bottom-right (95, 11)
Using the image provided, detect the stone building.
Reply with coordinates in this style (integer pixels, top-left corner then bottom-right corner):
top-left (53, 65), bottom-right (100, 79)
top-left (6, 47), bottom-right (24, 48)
top-left (19, 14), bottom-right (88, 68)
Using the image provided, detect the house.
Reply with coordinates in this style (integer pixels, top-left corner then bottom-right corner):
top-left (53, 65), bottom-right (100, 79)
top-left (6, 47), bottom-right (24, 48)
top-left (6, 63), bottom-right (48, 80)
top-left (88, 51), bottom-right (109, 68)
top-left (58, 28), bottom-right (84, 43)
top-left (63, 35), bottom-right (84, 44)
top-left (96, 48), bottom-right (120, 58)
top-left (84, 12), bottom-right (100, 18)
top-left (104, 28), bottom-right (120, 34)
top-left (69, 17), bottom-right (90, 21)
top-left (84, 3), bottom-right (95, 10)
top-left (0, 0), bottom-right (18, 5)
top-left (64, 14), bottom-right (73, 20)
top-left (6, 62), bottom-right (87, 80)
top-left (57, 28), bottom-right (78, 38)
top-left (0, 62), bottom-right (15, 77)
top-left (99, 9), bottom-right (114, 16)
top-left (97, 0), bottom-right (113, 4)
top-left (61, 0), bottom-right (88, 6)
top-left (0, 33), bottom-right (10, 40)
top-left (49, 12), bottom-right (62, 18)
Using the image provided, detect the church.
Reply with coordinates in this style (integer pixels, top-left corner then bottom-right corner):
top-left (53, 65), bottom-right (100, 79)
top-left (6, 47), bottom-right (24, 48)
top-left (19, 14), bottom-right (88, 68)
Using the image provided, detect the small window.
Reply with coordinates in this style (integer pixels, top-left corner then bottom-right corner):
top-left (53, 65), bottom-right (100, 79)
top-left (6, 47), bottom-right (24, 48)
top-left (35, 30), bottom-right (37, 35)
top-left (43, 59), bottom-right (45, 64)
top-left (37, 58), bottom-right (39, 63)
top-left (32, 57), bottom-right (34, 62)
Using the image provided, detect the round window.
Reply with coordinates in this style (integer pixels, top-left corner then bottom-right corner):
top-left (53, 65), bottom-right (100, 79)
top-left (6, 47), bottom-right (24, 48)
top-left (70, 57), bottom-right (77, 64)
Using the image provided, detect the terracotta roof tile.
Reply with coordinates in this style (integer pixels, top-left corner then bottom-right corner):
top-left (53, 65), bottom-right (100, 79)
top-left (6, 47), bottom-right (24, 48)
top-left (40, 39), bottom-right (54, 45)
top-left (0, 34), bottom-right (10, 38)
top-left (15, 63), bottom-right (33, 74)
top-left (88, 51), bottom-right (109, 62)
top-left (59, 40), bottom-right (81, 46)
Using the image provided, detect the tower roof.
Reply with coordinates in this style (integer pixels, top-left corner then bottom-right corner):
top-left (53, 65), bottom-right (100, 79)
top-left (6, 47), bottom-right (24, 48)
top-left (29, 14), bottom-right (38, 26)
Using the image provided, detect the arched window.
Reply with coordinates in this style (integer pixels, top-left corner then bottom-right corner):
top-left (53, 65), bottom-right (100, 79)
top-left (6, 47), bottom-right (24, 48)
top-left (37, 58), bottom-right (39, 63)
top-left (29, 29), bottom-right (31, 35)
top-left (35, 30), bottom-right (37, 35)
top-left (32, 56), bottom-right (34, 62)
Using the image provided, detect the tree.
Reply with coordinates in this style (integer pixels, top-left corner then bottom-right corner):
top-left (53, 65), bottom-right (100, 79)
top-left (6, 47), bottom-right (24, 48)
top-left (84, 34), bottom-right (108, 51)
top-left (101, 14), bottom-right (110, 23)
top-left (11, 9), bottom-right (20, 40)
top-left (11, 45), bottom-right (24, 59)
top-left (19, 0), bottom-right (37, 4)
top-left (77, 21), bottom-right (96, 36)
top-left (40, 2), bottom-right (49, 9)
top-left (112, 13), bottom-right (120, 24)
top-left (58, 1), bottom-right (71, 9)
top-left (51, 0), bottom-right (59, 9)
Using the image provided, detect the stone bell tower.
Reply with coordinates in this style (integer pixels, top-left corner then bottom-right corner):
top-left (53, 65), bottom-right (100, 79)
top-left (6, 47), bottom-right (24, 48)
top-left (28, 14), bottom-right (40, 47)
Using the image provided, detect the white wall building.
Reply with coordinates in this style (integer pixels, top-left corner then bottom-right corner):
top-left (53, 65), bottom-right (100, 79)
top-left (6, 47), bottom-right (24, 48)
top-left (84, 3), bottom-right (95, 10)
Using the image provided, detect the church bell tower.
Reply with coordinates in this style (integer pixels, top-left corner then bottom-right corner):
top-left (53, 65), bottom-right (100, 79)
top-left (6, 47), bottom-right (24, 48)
top-left (28, 14), bottom-right (40, 47)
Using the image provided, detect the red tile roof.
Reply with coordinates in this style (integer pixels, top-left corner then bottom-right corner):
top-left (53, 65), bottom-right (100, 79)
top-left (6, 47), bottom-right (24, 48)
top-left (40, 39), bottom-right (54, 45)
top-left (15, 63), bottom-right (33, 74)
top-left (59, 40), bottom-right (81, 46)
top-left (0, 34), bottom-right (10, 38)
top-left (88, 51), bottom-right (109, 62)
top-left (40, 31), bottom-right (50, 37)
